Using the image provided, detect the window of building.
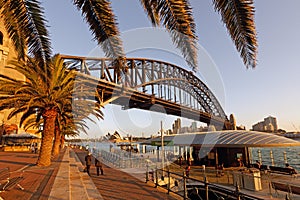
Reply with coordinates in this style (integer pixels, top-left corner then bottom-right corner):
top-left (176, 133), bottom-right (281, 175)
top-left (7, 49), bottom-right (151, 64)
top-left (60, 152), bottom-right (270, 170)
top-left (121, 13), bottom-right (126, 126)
top-left (0, 31), bottom-right (3, 45)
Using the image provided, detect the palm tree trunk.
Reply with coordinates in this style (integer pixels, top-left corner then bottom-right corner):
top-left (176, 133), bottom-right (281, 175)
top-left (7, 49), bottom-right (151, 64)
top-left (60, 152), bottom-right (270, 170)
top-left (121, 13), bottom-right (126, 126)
top-left (37, 109), bottom-right (57, 166)
top-left (52, 124), bottom-right (61, 158)
top-left (60, 134), bottom-right (65, 149)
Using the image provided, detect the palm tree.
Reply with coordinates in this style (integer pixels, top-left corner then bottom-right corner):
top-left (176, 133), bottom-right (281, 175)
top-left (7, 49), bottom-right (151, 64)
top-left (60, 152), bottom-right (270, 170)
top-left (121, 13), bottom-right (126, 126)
top-left (0, 55), bottom-right (102, 166)
top-left (51, 100), bottom-right (103, 157)
top-left (1, 0), bottom-right (257, 71)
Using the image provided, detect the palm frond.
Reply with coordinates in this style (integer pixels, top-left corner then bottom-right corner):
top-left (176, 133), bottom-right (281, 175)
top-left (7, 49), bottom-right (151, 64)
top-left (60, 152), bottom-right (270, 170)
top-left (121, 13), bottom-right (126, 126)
top-left (18, 108), bottom-right (37, 127)
top-left (22, 116), bottom-right (42, 131)
top-left (25, 0), bottom-right (52, 66)
top-left (0, 0), bottom-right (52, 66)
top-left (213, 0), bottom-right (258, 68)
top-left (140, 0), bottom-right (198, 70)
top-left (139, 0), bottom-right (160, 25)
top-left (73, 0), bottom-right (124, 59)
top-left (0, 0), bottom-right (27, 60)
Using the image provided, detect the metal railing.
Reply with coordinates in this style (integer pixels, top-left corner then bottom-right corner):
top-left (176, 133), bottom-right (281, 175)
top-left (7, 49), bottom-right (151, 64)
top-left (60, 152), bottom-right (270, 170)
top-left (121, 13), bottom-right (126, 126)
top-left (146, 167), bottom-right (266, 200)
top-left (91, 148), bottom-right (299, 199)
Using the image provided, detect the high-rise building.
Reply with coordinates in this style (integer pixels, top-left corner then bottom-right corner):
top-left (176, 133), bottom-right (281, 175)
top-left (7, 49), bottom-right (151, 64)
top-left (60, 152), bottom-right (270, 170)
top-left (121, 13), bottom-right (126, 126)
top-left (264, 116), bottom-right (278, 131)
top-left (190, 121), bottom-right (197, 131)
top-left (252, 116), bottom-right (278, 132)
top-left (229, 114), bottom-right (237, 130)
top-left (172, 118), bottom-right (181, 134)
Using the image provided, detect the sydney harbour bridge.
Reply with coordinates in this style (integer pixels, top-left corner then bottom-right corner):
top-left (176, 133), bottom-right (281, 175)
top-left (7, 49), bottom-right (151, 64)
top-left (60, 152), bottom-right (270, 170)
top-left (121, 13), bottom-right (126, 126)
top-left (61, 55), bottom-right (233, 130)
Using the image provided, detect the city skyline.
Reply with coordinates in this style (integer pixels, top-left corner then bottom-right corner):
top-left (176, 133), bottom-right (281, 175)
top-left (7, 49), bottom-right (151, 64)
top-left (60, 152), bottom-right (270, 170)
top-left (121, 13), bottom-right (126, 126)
top-left (40, 0), bottom-right (300, 138)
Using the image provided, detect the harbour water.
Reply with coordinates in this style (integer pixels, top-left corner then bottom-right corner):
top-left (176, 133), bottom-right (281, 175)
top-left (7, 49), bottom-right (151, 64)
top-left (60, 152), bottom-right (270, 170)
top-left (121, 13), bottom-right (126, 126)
top-left (74, 138), bottom-right (300, 171)
top-left (250, 146), bottom-right (300, 170)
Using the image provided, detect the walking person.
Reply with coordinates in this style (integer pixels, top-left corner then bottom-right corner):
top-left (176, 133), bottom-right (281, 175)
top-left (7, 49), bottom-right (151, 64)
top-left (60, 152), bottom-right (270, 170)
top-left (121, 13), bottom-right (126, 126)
top-left (85, 152), bottom-right (92, 176)
top-left (95, 158), bottom-right (104, 176)
top-left (178, 155), bottom-right (183, 168)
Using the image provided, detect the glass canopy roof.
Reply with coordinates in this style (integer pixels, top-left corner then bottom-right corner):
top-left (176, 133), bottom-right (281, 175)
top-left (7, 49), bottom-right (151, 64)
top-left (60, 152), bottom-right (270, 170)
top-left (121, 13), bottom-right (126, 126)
top-left (145, 130), bottom-right (300, 147)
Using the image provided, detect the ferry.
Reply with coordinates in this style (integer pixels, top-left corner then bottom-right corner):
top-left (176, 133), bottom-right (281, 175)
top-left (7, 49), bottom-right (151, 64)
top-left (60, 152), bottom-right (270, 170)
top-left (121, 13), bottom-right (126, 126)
top-left (281, 132), bottom-right (300, 139)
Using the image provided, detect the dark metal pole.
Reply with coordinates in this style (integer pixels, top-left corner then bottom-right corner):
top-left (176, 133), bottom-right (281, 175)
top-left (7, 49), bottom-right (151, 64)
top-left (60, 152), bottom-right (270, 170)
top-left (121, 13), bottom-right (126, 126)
top-left (183, 171), bottom-right (187, 200)
top-left (167, 167), bottom-right (170, 194)
top-left (205, 176), bottom-right (209, 200)
top-left (155, 166), bottom-right (158, 188)
top-left (146, 161), bottom-right (149, 183)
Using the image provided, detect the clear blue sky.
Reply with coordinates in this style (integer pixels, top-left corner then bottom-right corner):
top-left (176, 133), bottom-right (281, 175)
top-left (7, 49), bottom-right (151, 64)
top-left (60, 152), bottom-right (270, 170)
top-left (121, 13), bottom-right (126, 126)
top-left (41, 0), bottom-right (300, 138)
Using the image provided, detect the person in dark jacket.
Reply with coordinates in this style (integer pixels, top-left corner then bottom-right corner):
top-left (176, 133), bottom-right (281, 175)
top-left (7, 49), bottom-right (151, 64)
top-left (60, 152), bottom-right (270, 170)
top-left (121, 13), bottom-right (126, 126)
top-left (85, 152), bottom-right (92, 176)
top-left (185, 165), bottom-right (190, 178)
top-left (95, 158), bottom-right (104, 176)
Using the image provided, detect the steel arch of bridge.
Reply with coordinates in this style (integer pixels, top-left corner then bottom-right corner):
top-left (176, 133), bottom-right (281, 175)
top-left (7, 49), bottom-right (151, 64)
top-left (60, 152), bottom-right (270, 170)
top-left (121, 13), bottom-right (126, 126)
top-left (62, 55), bottom-right (231, 129)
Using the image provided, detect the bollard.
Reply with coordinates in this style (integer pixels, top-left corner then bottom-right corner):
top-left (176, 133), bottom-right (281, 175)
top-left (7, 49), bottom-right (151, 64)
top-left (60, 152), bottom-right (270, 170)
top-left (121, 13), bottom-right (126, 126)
top-left (270, 150), bottom-right (275, 166)
top-left (283, 151), bottom-right (287, 164)
top-left (258, 149), bottom-right (262, 164)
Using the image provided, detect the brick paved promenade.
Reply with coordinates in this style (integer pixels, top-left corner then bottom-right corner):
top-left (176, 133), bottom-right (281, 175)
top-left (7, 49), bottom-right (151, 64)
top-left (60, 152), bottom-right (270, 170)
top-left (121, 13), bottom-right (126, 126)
top-left (0, 147), bottom-right (178, 200)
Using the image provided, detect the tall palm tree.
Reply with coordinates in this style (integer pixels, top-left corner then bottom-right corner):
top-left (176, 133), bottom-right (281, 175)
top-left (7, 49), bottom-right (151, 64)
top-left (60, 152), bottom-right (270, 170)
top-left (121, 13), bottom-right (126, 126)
top-left (51, 100), bottom-right (103, 157)
top-left (0, 55), bottom-right (102, 166)
top-left (1, 0), bottom-right (257, 71)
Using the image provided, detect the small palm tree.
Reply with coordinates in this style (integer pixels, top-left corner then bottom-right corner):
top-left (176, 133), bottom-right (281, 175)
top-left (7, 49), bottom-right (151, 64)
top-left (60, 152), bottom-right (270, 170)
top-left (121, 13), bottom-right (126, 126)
top-left (0, 54), bottom-right (102, 166)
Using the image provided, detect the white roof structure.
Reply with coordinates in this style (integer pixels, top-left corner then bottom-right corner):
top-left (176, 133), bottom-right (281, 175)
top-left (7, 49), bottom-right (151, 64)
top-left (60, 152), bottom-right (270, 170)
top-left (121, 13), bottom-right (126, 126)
top-left (144, 130), bottom-right (300, 147)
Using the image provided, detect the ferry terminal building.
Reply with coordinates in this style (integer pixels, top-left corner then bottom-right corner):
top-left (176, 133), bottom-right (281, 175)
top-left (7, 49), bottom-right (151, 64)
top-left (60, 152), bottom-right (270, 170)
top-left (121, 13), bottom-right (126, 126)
top-left (144, 130), bottom-right (300, 168)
